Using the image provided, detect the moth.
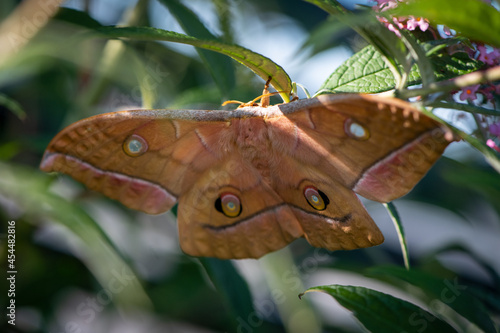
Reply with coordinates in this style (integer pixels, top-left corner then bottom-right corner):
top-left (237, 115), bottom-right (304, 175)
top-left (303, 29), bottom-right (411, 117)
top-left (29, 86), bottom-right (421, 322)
top-left (40, 93), bottom-right (454, 259)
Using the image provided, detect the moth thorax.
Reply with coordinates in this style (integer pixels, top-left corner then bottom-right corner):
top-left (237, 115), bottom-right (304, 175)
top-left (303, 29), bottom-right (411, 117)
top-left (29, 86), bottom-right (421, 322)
top-left (234, 118), bottom-right (269, 148)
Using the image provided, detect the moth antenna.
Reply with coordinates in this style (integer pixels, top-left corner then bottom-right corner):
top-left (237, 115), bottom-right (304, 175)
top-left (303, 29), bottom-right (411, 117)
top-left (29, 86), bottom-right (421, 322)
top-left (222, 100), bottom-right (245, 107)
top-left (221, 77), bottom-right (288, 108)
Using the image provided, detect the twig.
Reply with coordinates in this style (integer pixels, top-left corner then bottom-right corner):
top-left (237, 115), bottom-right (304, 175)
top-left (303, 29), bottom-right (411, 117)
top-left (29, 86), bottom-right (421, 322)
top-left (398, 65), bottom-right (500, 99)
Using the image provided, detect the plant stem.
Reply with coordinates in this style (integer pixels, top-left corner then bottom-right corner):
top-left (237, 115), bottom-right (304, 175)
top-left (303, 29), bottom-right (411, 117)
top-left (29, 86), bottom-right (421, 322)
top-left (398, 65), bottom-right (500, 99)
top-left (427, 101), bottom-right (500, 116)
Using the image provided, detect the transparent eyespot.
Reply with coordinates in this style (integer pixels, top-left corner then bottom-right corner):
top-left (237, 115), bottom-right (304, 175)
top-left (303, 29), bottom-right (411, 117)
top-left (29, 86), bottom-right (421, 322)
top-left (216, 192), bottom-right (242, 217)
top-left (123, 134), bottom-right (148, 157)
top-left (304, 186), bottom-right (328, 211)
top-left (345, 118), bottom-right (370, 140)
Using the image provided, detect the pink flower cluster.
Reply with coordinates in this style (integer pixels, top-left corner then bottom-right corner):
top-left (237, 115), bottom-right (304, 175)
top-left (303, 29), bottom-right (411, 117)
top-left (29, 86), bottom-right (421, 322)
top-left (477, 44), bottom-right (500, 66)
top-left (456, 55), bottom-right (500, 152)
top-left (458, 83), bottom-right (500, 103)
top-left (372, 0), bottom-right (430, 37)
top-left (487, 122), bottom-right (500, 153)
top-left (372, 0), bottom-right (500, 153)
top-left (457, 44), bottom-right (500, 104)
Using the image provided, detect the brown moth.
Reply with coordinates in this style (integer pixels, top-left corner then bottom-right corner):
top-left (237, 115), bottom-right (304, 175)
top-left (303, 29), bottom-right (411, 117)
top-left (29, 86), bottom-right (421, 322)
top-left (40, 94), bottom-right (454, 259)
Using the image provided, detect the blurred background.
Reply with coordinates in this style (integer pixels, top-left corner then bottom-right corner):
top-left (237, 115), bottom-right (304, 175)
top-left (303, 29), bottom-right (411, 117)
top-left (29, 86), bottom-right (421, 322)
top-left (0, 0), bottom-right (499, 332)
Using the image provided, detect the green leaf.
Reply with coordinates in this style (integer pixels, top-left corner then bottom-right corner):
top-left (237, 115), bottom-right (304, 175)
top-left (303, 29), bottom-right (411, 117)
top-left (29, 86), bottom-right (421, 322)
top-left (431, 52), bottom-right (482, 81)
top-left (399, 30), bottom-right (435, 88)
top-left (53, 7), bottom-right (103, 29)
top-left (427, 243), bottom-right (500, 288)
top-left (301, 17), bottom-right (351, 55)
top-left (158, 0), bottom-right (235, 98)
top-left (0, 93), bottom-right (26, 120)
top-left (0, 162), bottom-right (151, 309)
top-left (393, 0), bottom-right (500, 48)
top-left (95, 26), bottom-right (292, 102)
top-left (368, 266), bottom-right (497, 333)
top-left (468, 286), bottom-right (500, 314)
top-left (422, 37), bottom-right (473, 57)
top-left (317, 46), bottom-right (481, 95)
top-left (316, 45), bottom-right (420, 94)
top-left (198, 258), bottom-right (255, 321)
top-left (300, 285), bottom-right (456, 333)
top-left (397, 62), bottom-right (500, 100)
top-left (440, 158), bottom-right (500, 213)
top-left (303, 0), bottom-right (347, 15)
top-left (383, 202), bottom-right (410, 270)
top-left (214, 0), bottom-right (235, 43)
top-left (305, 0), bottom-right (408, 87)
